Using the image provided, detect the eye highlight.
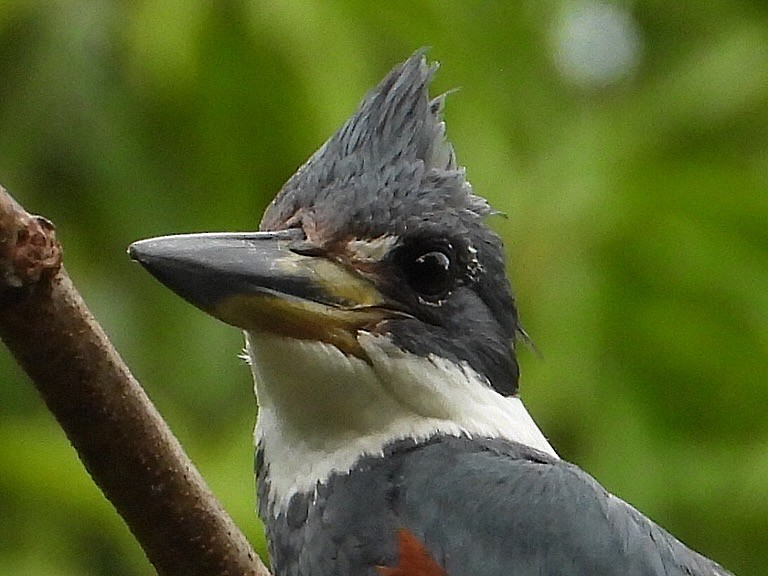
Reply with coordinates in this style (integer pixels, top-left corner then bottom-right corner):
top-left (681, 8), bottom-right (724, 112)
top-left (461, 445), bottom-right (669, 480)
top-left (393, 240), bottom-right (461, 302)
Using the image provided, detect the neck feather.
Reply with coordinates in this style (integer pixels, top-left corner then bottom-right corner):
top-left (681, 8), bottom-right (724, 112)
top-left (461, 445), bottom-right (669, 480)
top-left (245, 331), bottom-right (556, 510)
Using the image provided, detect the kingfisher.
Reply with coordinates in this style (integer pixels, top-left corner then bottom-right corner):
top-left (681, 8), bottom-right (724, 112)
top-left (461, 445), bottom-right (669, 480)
top-left (129, 52), bottom-right (732, 576)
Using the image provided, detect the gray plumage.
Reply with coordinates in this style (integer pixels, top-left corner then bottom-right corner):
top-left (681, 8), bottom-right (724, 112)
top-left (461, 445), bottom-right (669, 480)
top-left (260, 49), bottom-right (491, 241)
top-left (130, 50), bottom-right (734, 576)
top-left (259, 437), bottom-right (731, 576)
top-left (252, 52), bottom-right (732, 576)
top-left (260, 50), bottom-right (523, 396)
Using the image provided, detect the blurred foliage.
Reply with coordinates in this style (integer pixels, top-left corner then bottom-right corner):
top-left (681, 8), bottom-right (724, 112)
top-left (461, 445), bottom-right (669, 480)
top-left (0, 0), bottom-right (766, 574)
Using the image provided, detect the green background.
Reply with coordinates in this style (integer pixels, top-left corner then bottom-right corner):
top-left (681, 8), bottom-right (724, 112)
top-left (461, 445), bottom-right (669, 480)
top-left (1, 1), bottom-right (766, 574)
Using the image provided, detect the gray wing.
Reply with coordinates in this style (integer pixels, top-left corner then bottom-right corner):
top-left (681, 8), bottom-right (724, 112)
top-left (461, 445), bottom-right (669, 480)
top-left (395, 437), bottom-right (732, 576)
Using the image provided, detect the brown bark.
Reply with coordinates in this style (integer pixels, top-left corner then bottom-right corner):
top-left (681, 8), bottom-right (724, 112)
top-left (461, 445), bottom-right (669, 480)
top-left (0, 186), bottom-right (270, 576)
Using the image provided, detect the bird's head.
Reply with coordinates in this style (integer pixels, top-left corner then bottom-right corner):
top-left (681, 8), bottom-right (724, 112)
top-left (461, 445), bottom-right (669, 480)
top-left (130, 51), bottom-right (554, 507)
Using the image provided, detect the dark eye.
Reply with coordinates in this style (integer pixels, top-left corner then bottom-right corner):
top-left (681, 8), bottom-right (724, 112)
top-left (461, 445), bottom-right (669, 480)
top-left (397, 244), bottom-right (459, 302)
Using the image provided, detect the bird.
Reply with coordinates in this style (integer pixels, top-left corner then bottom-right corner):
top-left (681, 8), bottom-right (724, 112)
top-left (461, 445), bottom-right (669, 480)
top-left (129, 51), bottom-right (733, 576)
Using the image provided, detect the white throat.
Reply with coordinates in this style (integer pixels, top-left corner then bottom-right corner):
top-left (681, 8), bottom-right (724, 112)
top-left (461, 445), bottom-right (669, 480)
top-left (245, 331), bottom-right (557, 510)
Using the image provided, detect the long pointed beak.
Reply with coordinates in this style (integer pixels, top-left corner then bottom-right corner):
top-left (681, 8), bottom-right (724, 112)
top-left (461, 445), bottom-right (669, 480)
top-left (129, 229), bottom-right (399, 357)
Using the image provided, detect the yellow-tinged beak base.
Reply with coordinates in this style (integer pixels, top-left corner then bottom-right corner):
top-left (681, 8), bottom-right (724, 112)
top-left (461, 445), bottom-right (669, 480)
top-left (215, 292), bottom-right (394, 357)
top-left (129, 230), bottom-right (399, 358)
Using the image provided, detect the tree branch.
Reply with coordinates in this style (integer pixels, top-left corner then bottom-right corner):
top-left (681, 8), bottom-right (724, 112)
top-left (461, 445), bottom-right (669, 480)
top-left (0, 185), bottom-right (270, 576)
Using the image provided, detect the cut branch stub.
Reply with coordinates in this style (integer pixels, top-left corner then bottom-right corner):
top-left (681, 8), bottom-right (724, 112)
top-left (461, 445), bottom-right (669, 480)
top-left (0, 187), bottom-right (62, 290)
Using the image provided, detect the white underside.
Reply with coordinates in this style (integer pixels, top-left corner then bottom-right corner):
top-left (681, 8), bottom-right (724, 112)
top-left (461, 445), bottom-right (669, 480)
top-left (245, 331), bottom-right (557, 510)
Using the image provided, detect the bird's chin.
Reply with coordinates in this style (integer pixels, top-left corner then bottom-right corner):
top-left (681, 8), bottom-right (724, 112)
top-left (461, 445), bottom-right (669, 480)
top-left (214, 291), bottom-right (395, 359)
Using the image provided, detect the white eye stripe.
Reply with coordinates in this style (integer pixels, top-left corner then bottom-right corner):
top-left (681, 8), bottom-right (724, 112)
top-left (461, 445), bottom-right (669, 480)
top-left (345, 235), bottom-right (400, 262)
